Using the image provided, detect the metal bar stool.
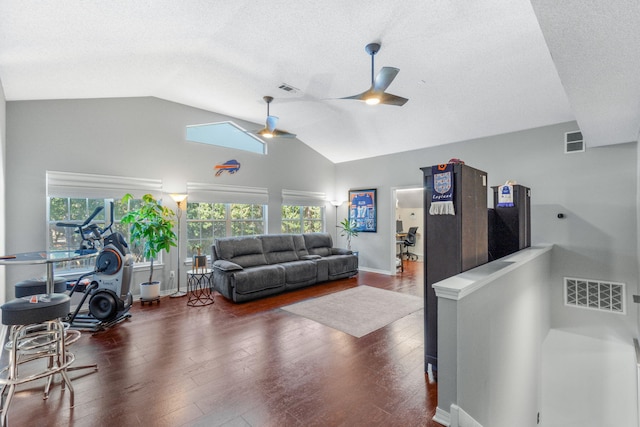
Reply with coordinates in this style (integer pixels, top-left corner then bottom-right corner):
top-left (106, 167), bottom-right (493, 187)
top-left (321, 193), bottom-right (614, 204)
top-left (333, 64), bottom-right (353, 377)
top-left (12, 278), bottom-right (97, 374)
top-left (0, 294), bottom-right (75, 426)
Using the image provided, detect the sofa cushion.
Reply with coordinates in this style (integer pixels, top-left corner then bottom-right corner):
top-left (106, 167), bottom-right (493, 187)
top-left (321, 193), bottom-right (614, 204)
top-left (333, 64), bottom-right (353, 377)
top-left (260, 235), bottom-right (299, 264)
top-left (280, 260), bottom-right (317, 288)
top-left (303, 233), bottom-right (333, 257)
top-left (213, 260), bottom-right (243, 272)
top-left (232, 265), bottom-right (285, 295)
top-left (326, 255), bottom-right (358, 277)
top-left (292, 234), bottom-right (309, 258)
top-left (215, 236), bottom-right (267, 268)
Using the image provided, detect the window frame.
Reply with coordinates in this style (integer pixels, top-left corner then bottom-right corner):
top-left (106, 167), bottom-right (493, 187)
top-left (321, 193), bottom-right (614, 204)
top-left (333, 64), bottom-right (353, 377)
top-left (185, 201), bottom-right (267, 258)
top-left (281, 204), bottom-right (325, 234)
top-left (46, 171), bottom-right (163, 275)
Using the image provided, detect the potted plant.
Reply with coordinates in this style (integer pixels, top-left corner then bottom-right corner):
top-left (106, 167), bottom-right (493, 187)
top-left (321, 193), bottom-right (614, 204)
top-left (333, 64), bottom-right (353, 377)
top-left (120, 193), bottom-right (177, 299)
top-left (338, 218), bottom-right (359, 252)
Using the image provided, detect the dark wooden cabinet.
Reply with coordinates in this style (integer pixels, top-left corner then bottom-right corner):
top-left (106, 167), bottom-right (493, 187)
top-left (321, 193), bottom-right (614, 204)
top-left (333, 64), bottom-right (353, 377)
top-left (421, 163), bottom-right (488, 374)
top-left (489, 185), bottom-right (531, 260)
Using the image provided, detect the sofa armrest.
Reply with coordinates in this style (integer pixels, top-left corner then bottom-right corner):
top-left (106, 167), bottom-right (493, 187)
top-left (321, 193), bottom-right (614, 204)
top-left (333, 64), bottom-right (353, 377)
top-left (300, 254), bottom-right (322, 260)
top-left (331, 248), bottom-right (353, 255)
top-left (213, 259), bottom-right (244, 271)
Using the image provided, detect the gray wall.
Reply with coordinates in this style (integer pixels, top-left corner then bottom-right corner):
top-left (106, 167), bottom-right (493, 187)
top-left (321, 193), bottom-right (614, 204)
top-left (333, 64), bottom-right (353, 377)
top-left (5, 97), bottom-right (336, 298)
top-left (336, 122), bottom-right (638, 336)
top-left (5, 98), bottom-right (639, 340)
top-left (0, 79), bottom-right (5, 304)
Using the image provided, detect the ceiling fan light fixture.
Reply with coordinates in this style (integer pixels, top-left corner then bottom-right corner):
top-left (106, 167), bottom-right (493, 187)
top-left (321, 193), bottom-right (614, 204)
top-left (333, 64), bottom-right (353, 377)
top-left (255, 96), bottom-right (296, 139)
top-left (257, 128), bottom-right (274, 138)
top-left (365, 96), bottom-right (381, 105)
top-left (338, 42), bottom-right (408, 107)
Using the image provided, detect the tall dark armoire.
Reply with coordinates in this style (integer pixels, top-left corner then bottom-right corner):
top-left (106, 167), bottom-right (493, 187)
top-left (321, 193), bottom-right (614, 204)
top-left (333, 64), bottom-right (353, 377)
top-left (488, 185), bottom-right (531, 260)
top-left (421, 163), bottom-right (488, 375)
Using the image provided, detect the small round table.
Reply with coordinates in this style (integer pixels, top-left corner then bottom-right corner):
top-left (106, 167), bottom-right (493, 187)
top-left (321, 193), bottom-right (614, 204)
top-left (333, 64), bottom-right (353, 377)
top-left (0, 250), bottom-right (98, 294)
top-left (186, 269), bottom-right (215, 307)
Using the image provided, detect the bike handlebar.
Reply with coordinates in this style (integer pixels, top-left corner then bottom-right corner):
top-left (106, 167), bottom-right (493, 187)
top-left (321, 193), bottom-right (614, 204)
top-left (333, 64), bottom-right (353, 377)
top-left (55, 202), bottom-right (114, 242)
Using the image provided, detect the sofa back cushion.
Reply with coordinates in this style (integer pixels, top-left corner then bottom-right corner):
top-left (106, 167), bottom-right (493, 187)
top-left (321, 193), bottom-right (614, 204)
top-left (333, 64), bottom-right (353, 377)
top-left (214, 236), bottom-right (267, 268)
top-left (303, 233), bottom-right (333, 257)
top-left (292, 234), bottom-right (309, 258)
top-left (260, 235), bottom-right (300, 264)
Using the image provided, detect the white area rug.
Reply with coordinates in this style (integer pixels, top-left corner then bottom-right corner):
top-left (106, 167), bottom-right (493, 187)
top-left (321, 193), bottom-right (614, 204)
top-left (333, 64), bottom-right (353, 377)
top-left (281, 285), bottom-right (423, 338)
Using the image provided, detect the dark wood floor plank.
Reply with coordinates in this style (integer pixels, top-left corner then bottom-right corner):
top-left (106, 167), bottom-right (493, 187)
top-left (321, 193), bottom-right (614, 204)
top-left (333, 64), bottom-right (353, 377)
top-left (3, 260), bottom-right (443, 426)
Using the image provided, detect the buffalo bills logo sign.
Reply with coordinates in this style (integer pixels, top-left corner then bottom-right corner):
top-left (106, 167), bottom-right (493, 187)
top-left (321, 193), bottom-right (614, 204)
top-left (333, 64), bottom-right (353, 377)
top-left (214, 159), bottom-right (241, 177)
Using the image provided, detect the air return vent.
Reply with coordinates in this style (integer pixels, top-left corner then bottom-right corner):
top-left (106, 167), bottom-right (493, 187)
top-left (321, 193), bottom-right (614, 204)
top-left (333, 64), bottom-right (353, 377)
top-left (564, 131), bottom-right (584, 153)
top-left (564, 277), bottom-right (625, 314)
top-left (278, 83), bottom-right (299, 94)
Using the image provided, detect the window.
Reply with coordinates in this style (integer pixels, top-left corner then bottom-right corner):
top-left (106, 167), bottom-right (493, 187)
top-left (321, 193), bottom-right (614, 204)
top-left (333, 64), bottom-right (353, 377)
top-left (186, 121), bottom-right (266, 154)
top-left (46, 170), bottom-right (163, 273)
top-left (281, 205), bottom-right (324, 233)
top-left (184, 182), bottom-right (269, 257)
top-left (186, 202), bottom-right (266, 257)
top-left (48, 196), bottom-right (150, 272)
top-left (281, 189), bottom-right (327, 234)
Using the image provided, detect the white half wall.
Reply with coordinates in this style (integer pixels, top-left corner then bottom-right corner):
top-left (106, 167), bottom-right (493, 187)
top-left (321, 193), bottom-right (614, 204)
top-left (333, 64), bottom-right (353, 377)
top-left (434, 245), bottom-right (553, 427)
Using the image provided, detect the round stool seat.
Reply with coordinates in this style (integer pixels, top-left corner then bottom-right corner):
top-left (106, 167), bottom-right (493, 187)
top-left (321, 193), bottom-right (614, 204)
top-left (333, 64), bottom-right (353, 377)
top-left (1, 293), bottom-right (70, 326)
top-left (14, 277), bottom-right (67, 298)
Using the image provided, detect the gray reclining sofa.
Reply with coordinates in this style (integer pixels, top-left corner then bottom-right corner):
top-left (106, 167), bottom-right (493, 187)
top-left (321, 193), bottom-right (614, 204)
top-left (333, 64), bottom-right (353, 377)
top-left (211, 233), bottom-right (358, 303)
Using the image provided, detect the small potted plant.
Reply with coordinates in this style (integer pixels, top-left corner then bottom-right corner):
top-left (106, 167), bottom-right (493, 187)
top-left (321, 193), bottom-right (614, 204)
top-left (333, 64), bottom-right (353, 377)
top-left (121, 193), bottom-right (177, 299)
top-left (338, 218), bottom-right (359, 252)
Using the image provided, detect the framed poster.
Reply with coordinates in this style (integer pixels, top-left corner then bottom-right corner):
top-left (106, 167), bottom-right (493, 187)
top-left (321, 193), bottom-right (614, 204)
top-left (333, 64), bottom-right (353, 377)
top-left (348, 189), bottom-right (377, 232)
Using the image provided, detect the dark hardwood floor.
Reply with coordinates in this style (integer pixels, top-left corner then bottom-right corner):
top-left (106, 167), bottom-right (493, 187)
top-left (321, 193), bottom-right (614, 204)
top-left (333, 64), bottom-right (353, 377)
top-left (5, 260), bottom-right (441, 427)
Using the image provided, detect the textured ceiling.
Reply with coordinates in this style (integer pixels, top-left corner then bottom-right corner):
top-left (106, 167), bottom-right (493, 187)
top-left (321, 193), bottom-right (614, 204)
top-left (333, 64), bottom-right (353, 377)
top-left (0, 1), bottom-right (636, 163)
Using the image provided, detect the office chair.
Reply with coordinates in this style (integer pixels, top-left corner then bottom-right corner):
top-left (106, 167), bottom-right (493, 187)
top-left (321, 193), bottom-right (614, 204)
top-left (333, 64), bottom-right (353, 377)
top-left (403, 227), bottom-right (419, 261)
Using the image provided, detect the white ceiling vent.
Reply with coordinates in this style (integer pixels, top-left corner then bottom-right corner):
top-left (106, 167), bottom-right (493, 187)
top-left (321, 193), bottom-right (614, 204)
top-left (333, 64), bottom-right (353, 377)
top-left (564, 131), bottom-right (584, 153)
top-left (565, 277), bottom-right (625, 314)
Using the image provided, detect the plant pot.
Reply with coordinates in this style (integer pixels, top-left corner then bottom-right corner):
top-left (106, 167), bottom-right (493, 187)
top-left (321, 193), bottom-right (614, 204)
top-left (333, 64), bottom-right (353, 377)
top-left (140, 281), bottom-right (160, 300)
top-left (193, 255), bottom-right (207, 273)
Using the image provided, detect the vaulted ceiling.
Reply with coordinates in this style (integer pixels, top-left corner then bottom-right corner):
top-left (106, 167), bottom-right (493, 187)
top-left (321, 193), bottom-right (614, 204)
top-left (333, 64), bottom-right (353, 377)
top-left (1, 1), bottom-right (638, 163)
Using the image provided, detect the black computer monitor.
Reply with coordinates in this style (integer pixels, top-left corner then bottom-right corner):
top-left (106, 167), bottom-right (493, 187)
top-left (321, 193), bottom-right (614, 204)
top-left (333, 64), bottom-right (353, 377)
top-left (396, 220), bottom-right (404, 233)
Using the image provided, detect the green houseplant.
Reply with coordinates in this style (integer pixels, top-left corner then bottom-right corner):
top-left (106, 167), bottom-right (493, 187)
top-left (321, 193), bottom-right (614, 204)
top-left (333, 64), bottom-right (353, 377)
top-left (120, 193), bottom-right (177, 299)
top-left (338, 218), bottom-right (359, 251)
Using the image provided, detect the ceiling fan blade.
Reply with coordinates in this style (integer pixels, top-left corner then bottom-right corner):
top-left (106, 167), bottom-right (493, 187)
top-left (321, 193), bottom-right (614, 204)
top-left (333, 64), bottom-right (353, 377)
top-left (339, 90), bottom-right (370, 101)
top-left (379, 92), bottom-right (409, 106)
top-left (272, 129), bottom-right (297, 138)
top-left (256, 127), bottom-right (271, 137)
top-left (373, 67), bottom-right (400, 92)
top-left (266, 115), bottom-right (278, 132)
top-left (255, 127), bottom-right (296, 139)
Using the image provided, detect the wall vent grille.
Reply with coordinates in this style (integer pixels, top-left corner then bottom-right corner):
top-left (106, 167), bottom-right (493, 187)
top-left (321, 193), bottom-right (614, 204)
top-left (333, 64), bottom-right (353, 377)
top-left (564, 131), bottom-right (585, 153)
top-left (564, 277), bottom-right (625, 314)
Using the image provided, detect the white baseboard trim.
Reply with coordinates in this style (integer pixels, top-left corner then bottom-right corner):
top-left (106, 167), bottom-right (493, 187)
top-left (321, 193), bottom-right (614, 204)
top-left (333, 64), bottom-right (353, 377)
top-left (450, 404), bottom-right (483, 427)
top-left (434, 406), bottom-right (451, 426)
top-left (357, 266), bottom-right (393, 275)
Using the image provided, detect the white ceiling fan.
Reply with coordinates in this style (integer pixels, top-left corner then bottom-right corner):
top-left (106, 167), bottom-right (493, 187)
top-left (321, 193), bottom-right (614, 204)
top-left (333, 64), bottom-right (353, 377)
top-left (340, 42), bottom-right (408, 106)
top-left (256, 96), bottom-right (297, 139)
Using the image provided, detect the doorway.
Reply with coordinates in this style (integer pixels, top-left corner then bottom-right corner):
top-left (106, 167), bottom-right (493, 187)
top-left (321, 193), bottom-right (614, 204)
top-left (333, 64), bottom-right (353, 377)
top-left (393, 187), bottom-right (423, 273)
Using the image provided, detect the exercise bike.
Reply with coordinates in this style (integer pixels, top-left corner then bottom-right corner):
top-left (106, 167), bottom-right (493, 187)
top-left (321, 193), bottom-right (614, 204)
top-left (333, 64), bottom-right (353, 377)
top-left (56, 202), bottom-right (134, 331)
